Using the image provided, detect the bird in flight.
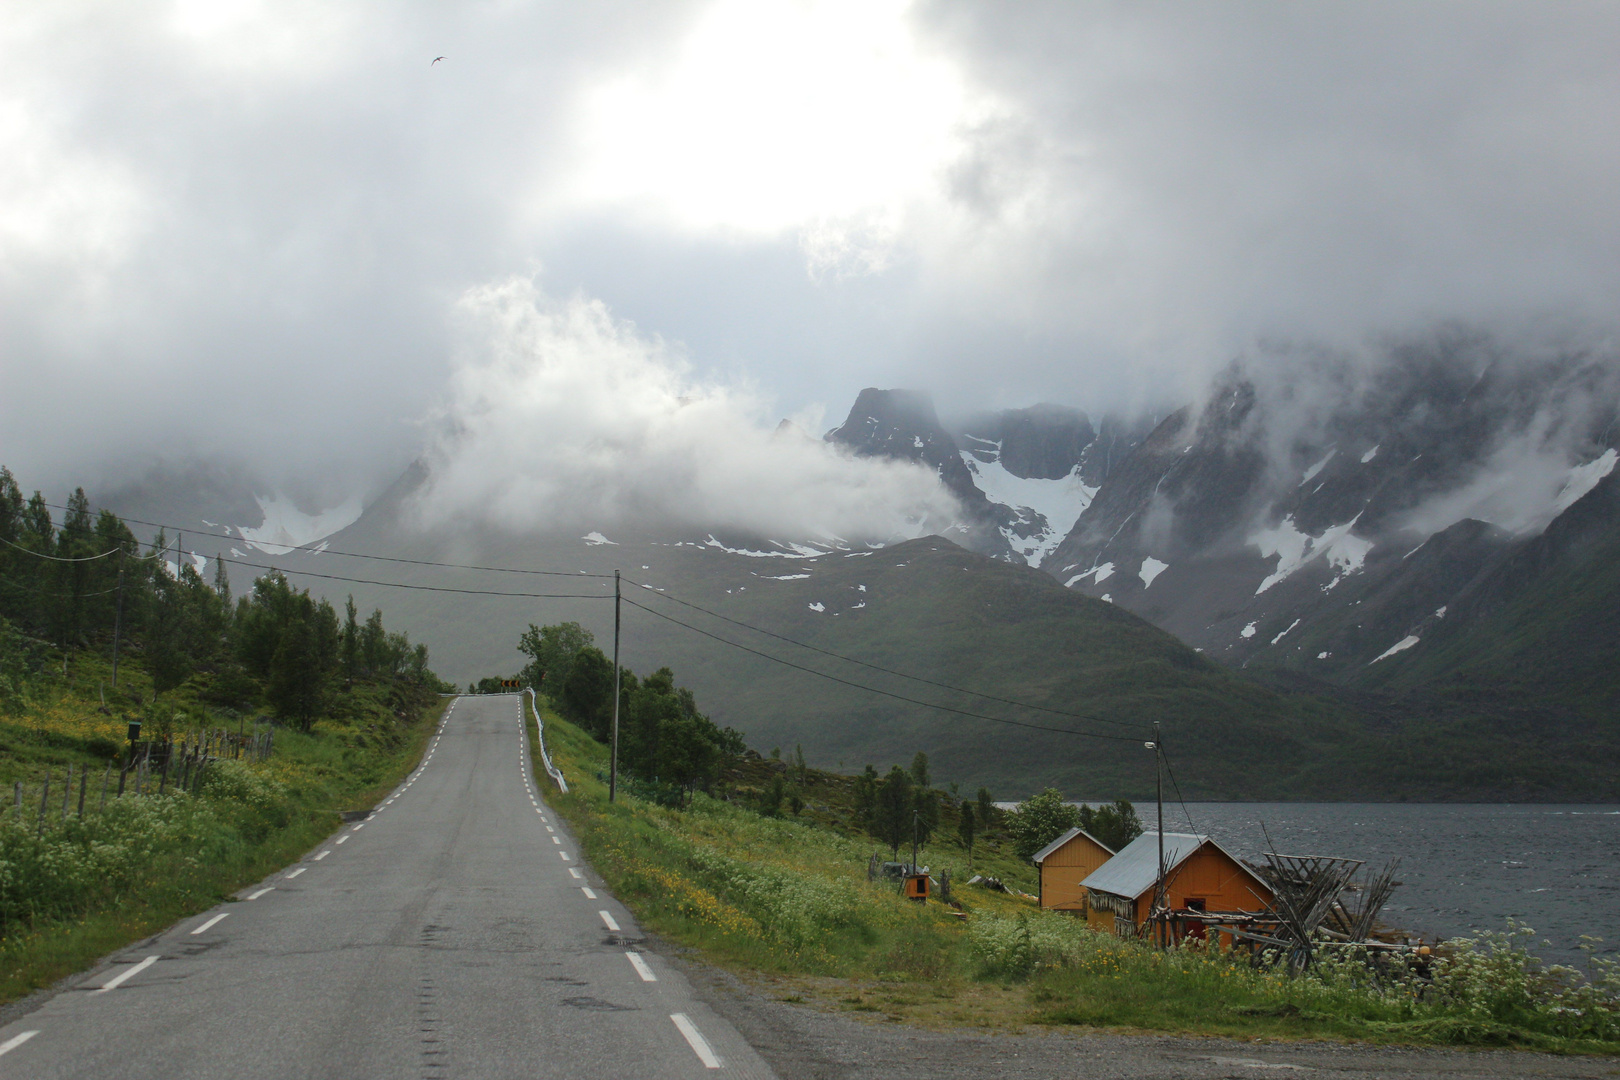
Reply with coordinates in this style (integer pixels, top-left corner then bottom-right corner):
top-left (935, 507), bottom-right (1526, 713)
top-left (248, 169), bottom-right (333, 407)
top-left (432, 56), bottom-right (446, 65)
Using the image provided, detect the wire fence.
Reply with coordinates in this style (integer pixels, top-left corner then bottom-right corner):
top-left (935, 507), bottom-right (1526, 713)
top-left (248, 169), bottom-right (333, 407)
top-left (1, 725), bottom-right (276, 837)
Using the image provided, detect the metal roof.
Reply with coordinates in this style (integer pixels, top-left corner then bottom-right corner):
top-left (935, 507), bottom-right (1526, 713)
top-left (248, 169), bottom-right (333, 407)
top-left (1031, 826), bottom-right (1115, 865)
top-left (1079, 832), bottom-right (1209, 900)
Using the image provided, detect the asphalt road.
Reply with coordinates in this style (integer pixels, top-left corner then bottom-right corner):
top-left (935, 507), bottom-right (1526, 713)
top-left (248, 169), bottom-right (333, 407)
top-left (0, 694), bottom-right (777, 1080)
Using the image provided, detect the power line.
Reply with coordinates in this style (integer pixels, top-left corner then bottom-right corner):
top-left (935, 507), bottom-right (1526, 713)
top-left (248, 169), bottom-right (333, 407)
top-left (0, 536), bottom-right (120, 562)
top-left (226, 556), bottom-right (615, 601)
top-left (621, 595), bottom-right (1142, 744)
top-left (626, 579), bottom-right (1138, 729)
top-left (1161, 742), bottom-right (1200, 840)
top-left (38, 499), bottom-right (613, 580)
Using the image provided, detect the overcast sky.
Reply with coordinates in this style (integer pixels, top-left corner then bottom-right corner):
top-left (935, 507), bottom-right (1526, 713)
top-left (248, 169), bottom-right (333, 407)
top-left (4, 0), bottom-right (1618, 507)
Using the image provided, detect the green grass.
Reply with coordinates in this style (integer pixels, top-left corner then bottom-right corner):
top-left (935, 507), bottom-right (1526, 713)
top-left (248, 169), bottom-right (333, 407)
top-left (0, 648), bottom-right (445, 1007)
top-left (527, 699), bottom-right (1620, 1052)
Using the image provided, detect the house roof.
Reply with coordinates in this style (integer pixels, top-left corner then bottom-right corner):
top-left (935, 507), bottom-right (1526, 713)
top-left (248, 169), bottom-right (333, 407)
top-left (1080, 831), bottom-right (1274, 904)
top-left (1081, 832), bottom-right (1207, 899)
top-left (1031, 826), bottom-right (1114, 865)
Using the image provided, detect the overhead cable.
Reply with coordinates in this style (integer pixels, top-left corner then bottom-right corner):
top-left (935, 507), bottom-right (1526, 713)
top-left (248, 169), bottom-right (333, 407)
top-left (225, 556), bottom-right (613, 601)
top-left (38, 499), bottom-right (613, 579)
top-left (626, 579), bottom-right (1137, 729)
top-left (621, 595), bottom-right (1142, 744)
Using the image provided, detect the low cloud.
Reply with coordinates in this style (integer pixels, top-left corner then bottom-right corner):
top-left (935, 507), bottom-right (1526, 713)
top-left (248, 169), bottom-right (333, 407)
top-left (411, 277), bottom-right (961, 538)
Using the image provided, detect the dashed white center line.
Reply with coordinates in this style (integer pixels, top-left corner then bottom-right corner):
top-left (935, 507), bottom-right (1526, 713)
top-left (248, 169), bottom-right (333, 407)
top-left (247, 887), bottom-right (274, 900)
top-left (335, 836), bottom-right (348, 845)
top-left (560, 852), bottom-right (572, 861)
top-left (551, 836), bottom-right (562, 845)
top-left (581, 886), bottom-right (597, 899)
top-left (191, 912), bottom-right (229, 935)
top-left (626, 952), bottom-right (657, 982)
top-left (545, 826), bottom-right (555, 833)
top-left (352, 823), bottom-right (365, 831)
top-left (93, 955), bottom-right (160, 994)
top-left (0, 1031), bottom-right (38, 1058)
top-left (671, 1013), bottom-right (722, 1069)
top-left (285, 868), bottom-right (306, 879)
top-left (598, 910), bottom-right (620, 931)
top-left (314, 851), bottom-right (330, 861)
top-left (568, 868), bottom-right (583, 879)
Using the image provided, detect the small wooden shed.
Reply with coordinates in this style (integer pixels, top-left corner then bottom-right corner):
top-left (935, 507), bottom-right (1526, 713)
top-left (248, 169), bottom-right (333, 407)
top-left (1032, 827), bottom-right (1115, 914)
top-left (1081, 832), bottom-right (1273, 940)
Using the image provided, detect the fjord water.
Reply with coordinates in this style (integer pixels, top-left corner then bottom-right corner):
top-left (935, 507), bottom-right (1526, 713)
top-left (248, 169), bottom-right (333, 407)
top-left (1142, 803), bottom-right (1618, 967)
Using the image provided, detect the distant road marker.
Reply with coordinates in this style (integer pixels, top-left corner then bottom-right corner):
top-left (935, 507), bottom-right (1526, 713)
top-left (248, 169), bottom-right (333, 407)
top-left (247, 887), bottom-right (274, 900)
top-left (581, 887), bottom-right (597, 899)
top-left (626, 952), bottom-right (657, 982)
top-left (598, 910), bottom-right (620, 931)
top-left (314, 851), bottom-right (330, 861)
top-left (568, 868), bottom-right (583, 879)
top-left (335, 836), bottom-right (349, 845)
top-left (671, 1013), bottom-right (722, 1068)
top-left (191, 913), bottom-right (229, 935)
top-left (0, 1031), bottom-right (38, 1058)
top-left (560, 852), bottom-right (572, 861)
top-left (93, 955), bottom-right (160, 994)
top-left (285, 868), bottom-right (306, 879)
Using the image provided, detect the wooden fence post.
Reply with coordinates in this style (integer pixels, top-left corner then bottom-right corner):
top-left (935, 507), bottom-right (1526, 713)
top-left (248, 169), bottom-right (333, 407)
top-left (77, 769), bottom-right (87, 819)
top-left (37, 771), bottom-right (50, 837)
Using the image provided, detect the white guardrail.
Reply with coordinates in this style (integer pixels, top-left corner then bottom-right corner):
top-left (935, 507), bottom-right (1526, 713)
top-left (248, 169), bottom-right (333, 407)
top-left (522, 688), bottom-right (569, 793)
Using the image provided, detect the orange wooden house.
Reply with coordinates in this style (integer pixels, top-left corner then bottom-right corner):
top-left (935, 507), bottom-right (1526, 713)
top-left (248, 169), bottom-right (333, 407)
top-left (1032, 827), bottom-right (1115, 914)
top-left (1080, 832), bottom-right (1273, 939)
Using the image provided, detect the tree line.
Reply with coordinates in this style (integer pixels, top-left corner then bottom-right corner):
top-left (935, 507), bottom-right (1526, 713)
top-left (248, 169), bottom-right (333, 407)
top-left (509, 621), bottom-right (745, 804)
top-left (0, 466), bottom-right (451, 729)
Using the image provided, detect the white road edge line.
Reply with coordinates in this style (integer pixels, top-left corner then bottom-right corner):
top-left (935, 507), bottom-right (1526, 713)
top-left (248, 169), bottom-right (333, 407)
top-left (285, 868), bottom-right (306, 879)
top-left (247, 887), bottom-right (274, 900)
top-left (568, 868), bottom-right (583, 879)
top-left (582, 887), bottom-right (597, 899)
top-left (560, 852), bottom-right (571, 861)
top-left (671, 1013), bottom-right (722, 1069)
top-left (626, 952), bottom-right (657, 982)
top-left (598, 910), bottom-right (620, 931)
top-left (93, 954), bottom-right (160, 994)
top-left (191, 912), bottom-right (229, 935)
top-left (0, 1031), bottom-right (38, 1058)
top-left (335, 836), bottom-right (348, 845)
top-left (314, 851), bottom-right (330, 861)
top-left (552, 836), bottom-right (562, 845)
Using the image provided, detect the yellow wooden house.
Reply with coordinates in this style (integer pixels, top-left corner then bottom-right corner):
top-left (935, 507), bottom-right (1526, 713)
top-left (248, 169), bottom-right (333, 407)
top-left (1032, 827), bottom-right (1115, 913)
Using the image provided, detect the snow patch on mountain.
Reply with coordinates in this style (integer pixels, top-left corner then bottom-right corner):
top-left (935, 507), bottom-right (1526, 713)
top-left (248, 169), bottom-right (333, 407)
top-left (1138, 557), bottom-right (1168, 588)
top-left (1300, 448), bottom-right (1337, 485)
top-left (1551, 448), bottom-right (1618, 517)
top-left (704, 535), bottom-right (827, 559)
top-left (236, 494), bottom-right (362, 555)
top-left (1371, 635), bottom-right (1421, 663)
top-left (1066, 561), bottom-right (1114, 587)
top-left (961, 451), bottom-right (1097, 567)
top-left (582, 531), bottom-right (617, 546)
top-left (1252, 514), bottom-right (1373, 594)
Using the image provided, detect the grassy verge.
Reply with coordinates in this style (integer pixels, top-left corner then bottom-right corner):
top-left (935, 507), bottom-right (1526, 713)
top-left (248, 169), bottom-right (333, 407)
top-left (525, 699), bottom-right (1620, 1054)
top-left (0, 653), bottom-right (444, 1008)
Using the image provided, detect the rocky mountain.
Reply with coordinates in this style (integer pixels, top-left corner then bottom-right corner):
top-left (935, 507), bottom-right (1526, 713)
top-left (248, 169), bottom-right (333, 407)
top-left (826, 389), bottom-right (1153, 566)
top-left (1043, 339), bottom-right (1620, 736)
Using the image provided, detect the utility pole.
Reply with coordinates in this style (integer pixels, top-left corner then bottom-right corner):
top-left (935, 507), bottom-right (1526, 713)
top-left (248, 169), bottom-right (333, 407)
top-left (609, 569), bottom-right (621, 803)
top-left (1149, 721), bottom-right (1166, 948)
top-left (911, 810), bottom-right (920, 875)
top-left (111, 546), bottom-right (126, 689)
